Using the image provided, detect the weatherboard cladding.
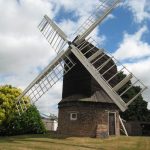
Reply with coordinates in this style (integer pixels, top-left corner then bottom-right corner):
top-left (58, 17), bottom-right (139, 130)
top-left (61, 42), bottom-right (118, 104)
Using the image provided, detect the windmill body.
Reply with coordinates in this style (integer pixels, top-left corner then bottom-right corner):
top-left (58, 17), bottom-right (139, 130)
top-left (15, 0), bottom-right (147, 138)
top-left (58, 45), bottom-right (120, 137)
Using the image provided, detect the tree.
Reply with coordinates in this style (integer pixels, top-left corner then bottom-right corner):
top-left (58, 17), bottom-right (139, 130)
top-left (0, 85), bottom-right (29, 125)
top-left (6, 105), bottom-right (46, 135)
top-left (117, 73), bottom-right (150, 121)
top-left (0, 85), bottom-right (46, 135)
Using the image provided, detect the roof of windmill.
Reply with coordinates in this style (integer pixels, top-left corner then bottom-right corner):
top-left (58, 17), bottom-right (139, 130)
top-left (60, 90), bottom-right (114, 104)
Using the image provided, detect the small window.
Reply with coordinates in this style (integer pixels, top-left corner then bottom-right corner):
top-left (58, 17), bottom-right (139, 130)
top-left (70, 112), bottom-right (77, 120)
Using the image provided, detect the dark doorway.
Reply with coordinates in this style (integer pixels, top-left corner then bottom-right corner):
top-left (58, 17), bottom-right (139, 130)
top-left (141, 123), bottom-right (150, 136)
top-left (109, 113), bottom-right (116, 135)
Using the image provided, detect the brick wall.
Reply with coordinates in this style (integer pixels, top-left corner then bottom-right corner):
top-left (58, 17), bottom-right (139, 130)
top-left (57, 101), bottom-right (120, 137)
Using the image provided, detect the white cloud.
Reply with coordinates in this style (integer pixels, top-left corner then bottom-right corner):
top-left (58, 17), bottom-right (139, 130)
top-left (54, 0), bottom-right (99, 17)
top-left (125, 0), bottom-right (150, 23)
top-left (0, 0), bottom-right (57, 76)
top-left (114, 26), bottom-right (150, 61)
top-left (0, 0), bottom-right (58, 113)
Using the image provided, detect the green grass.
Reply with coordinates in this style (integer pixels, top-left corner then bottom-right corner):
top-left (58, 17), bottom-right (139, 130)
top-left (0, 134), bottom-right (150, 150)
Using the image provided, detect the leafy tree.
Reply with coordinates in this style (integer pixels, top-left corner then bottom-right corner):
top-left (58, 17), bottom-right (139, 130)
top-left (0, 85), bottom-right (46, 135)
top-left (117, 73), bottom-right (150, 121)
top-left (5, 105), bottom-right (46, 135)
top-left (0, 85), bottom-right (29, 125)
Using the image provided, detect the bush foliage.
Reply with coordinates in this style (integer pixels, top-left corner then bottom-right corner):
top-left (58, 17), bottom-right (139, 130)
top-left (3, 105), bottom-right (46, 135)
top-left (0, 85), bottom-right (46, 136)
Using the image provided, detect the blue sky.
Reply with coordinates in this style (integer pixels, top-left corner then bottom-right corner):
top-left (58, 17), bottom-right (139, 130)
top-left (0, 0), bottom-right (150, 114)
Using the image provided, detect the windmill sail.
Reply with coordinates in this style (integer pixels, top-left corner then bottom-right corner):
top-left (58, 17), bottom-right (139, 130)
top-left (38, 15), bottom-right (68, 53)
top-left (69, 38), bottom-right (147, 112)
top-left (16, 50), bottom-right (75, 114)
top-left (16, 16), bottom-right (73, 114)
top-left (74, 0), bottom-right (120, 43)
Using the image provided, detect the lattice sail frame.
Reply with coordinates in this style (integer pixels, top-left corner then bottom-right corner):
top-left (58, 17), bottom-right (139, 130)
top-left (16, 14), bottom-right (74, 114)
top-left (38, 15), bottom-right (68, 53)
top-left (74, 0), bottom-right (120, 43)
top-left (72, 37), bottom-right (147, 109)
top-left (16, 51), bottom-right (75, 115)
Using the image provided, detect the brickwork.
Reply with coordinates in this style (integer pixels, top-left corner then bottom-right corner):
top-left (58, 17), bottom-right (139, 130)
top-left (58, 101), bottom-right (120, 137)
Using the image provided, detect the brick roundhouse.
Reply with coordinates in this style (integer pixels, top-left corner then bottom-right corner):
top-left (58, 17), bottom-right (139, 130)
top-left (57, 43), bottom-right (120, 138)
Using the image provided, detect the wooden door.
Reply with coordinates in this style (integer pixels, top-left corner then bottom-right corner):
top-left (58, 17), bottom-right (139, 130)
top-left (109, 113), bottom-right (116, 135)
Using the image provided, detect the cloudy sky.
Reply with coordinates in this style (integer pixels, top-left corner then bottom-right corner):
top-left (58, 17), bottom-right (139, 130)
top-left (0, 0), bottom-right (150, 115)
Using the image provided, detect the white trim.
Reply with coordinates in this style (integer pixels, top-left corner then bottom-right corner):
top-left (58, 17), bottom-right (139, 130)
top-left (70, 112), bottom-right (78, 121)
top-left (108, 112), bottom-right (116, 136)
top-left (119, 115), bottom-right (128, 136)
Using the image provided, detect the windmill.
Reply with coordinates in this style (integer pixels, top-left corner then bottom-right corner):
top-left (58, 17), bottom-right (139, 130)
top-left (15, 0), bottom-right (147, 137)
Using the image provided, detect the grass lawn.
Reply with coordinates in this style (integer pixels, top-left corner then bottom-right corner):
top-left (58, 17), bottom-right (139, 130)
top-left (0, 134), bottom-right (150, 150)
